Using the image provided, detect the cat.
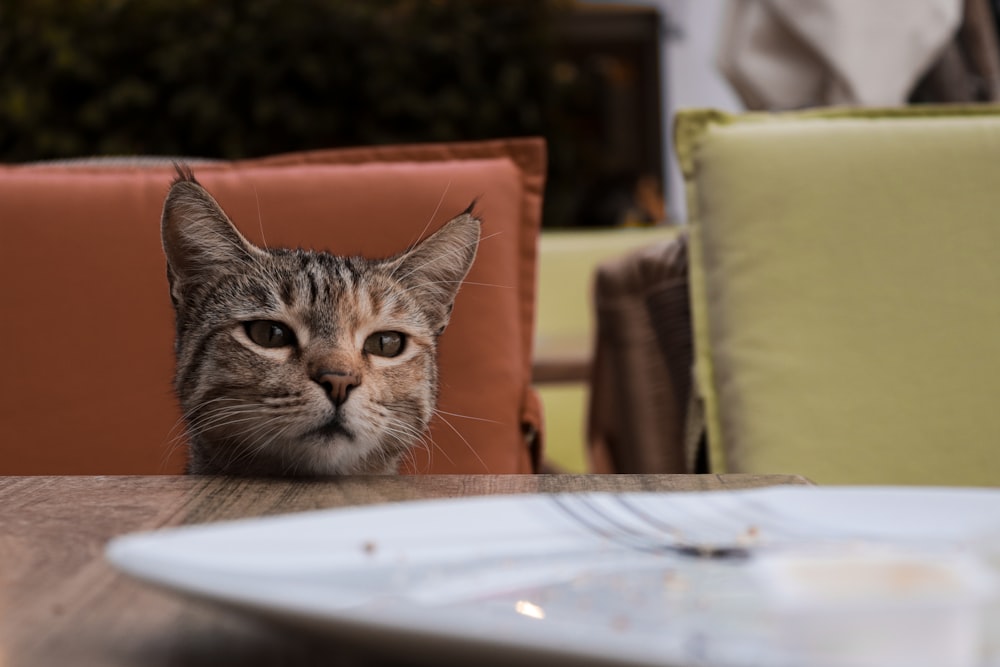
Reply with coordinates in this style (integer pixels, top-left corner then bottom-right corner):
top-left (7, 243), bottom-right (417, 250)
top-left (161, 167), bottom-right (480, 476)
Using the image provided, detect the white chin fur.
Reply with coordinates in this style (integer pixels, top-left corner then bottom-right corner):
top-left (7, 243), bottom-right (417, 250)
top-left (294, 433), bottom-right (400, 475)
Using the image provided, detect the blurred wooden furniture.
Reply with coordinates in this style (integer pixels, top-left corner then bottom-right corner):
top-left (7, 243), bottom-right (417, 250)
top-left (587, 234), bottom-right (700, 475)
top-left (1, 473), bottom-right (809, 667)
top-left (532, 226), bottom-right (679, 471)
top-left (533, 227), bottom-right (680, 384)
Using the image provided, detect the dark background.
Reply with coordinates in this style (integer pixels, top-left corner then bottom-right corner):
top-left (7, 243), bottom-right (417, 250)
top-left (0, 0), bottom-right (665, 227)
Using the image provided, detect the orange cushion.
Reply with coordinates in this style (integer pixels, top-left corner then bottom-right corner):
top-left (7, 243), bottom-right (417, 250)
top-left (0, 139), bottom-right (545, 474)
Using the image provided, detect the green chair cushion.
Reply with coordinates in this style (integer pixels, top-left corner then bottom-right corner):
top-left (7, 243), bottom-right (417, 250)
top-left (676, 106), bottom-right (1000, 485)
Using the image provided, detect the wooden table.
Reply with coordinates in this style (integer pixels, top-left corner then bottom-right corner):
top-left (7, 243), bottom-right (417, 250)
top-left (1, 474), bottom-right (808, 667)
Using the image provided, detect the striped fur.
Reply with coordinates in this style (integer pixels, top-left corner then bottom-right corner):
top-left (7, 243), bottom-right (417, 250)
top-left (161, 170), bottom-right (480, 475)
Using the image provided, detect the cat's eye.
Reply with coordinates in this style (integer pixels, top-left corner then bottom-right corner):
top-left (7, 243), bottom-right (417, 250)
top-left (363, 331), bottom-right (405, 358)
top-left (244, 320), bottom-right (296, 348)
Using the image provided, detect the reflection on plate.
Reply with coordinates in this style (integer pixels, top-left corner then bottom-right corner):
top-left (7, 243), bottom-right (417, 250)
top-left (107, 486), bottom-right (1000, 667)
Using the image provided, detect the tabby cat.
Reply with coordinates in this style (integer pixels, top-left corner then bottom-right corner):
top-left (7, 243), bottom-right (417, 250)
top-left (161, 168), bottom-right (480, 475)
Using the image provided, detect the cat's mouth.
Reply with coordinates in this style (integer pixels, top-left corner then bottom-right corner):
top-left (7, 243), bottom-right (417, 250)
top-left (310, 414), bottom-right (356, 442)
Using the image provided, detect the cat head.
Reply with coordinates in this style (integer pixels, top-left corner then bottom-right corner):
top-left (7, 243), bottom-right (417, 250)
top-left (161, 168), bottom-right (480, 475)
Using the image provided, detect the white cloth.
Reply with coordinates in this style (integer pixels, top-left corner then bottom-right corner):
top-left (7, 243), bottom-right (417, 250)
top-left (717, 0), bottom-right (964, 108)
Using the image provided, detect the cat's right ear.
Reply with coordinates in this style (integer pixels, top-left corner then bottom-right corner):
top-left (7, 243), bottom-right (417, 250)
top-left (161, 169), bottom-right (261, 302)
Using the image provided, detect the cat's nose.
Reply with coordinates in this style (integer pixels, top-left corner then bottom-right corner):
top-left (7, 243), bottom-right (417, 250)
top-left (314, 370), bottom-right (361, 406)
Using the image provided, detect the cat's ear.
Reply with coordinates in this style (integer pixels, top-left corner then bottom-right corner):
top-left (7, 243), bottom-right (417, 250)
top-left (161, 168), bottom-right (261, 302)
top-left (394, 203), bottom-right (482, 334)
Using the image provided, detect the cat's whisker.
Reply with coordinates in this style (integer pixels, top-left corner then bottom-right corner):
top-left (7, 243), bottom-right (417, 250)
top-left (186, 414), bottom-right (273, 443)
top-left (183, 399), bottom-right (254, 422)
top-left (388, 422), bottom-right (431, 471)
top-left (433, 412), bottom-right (489, 472)
top-left (158, 427), bottom-right (194, 473)
top-left (252, 183), bottom-right (268, 250)
top-left (161, 406), bottom-right (206, 468)
top-left (189, 402), bottom-right (304, 469)
top-left (220, 415), bottom-right (292, 473)
top-left (246, 420), bottom-right (300, 475)
top-left (388, 181), bottom-right (454, 281)
top-left (398, 279), bottom-right (511, 297)
top-left (163, 396), bottom-right (240, 446)
top-left (456, 280), bottom-right (512, 289)
top-left (384, 423), bottom-right (429, 454)
top-left (198, 227), bottom-right (260, 267)
top-left (393, 232), bottom-right (498, 285)
top-left (164, 413), bottom-right (188, 442)
top-left (190, 401), bottom-right (333, 475)
top-left (409, 433), bottom-right (437, 474)
top-left (415, 181), bottom-right (454, 253)
top-left (183, 404), bottom-right (268, 433)
top-left (161, 422), bottom-right (200, 464)
top-left (383, 421), bottom-right (439, 472)
top-left (186, 396), bottom-right (304, 425)
top-left (434, 409), bottom-right (503, 425)
top-left (184, 416), bottom-right (294, 462)
top-left (223, 428), bottom-right (271, 472)
top-left (393, 232), bottom-right (496, 284)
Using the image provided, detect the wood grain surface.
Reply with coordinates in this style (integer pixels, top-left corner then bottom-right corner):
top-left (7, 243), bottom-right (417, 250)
top-left (0, 474), bottom-right (808, 667)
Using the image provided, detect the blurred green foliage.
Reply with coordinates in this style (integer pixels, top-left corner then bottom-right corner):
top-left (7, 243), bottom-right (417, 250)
top-left (0, 0), bottom-right (581, 223)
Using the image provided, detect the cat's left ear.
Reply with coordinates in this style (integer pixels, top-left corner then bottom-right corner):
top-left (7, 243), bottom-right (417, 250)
top-left (393, 204), bottom-right (481, 335)
top-left (161, 168), bottom-right (263, 306)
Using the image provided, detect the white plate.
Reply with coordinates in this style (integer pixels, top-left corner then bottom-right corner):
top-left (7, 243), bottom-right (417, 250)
top-left (107, 486), bottom-right (1000, 667)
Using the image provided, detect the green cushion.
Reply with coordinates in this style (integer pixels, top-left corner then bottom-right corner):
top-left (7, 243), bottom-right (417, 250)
top-left (676, 106), bottom-right (1000, 485)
